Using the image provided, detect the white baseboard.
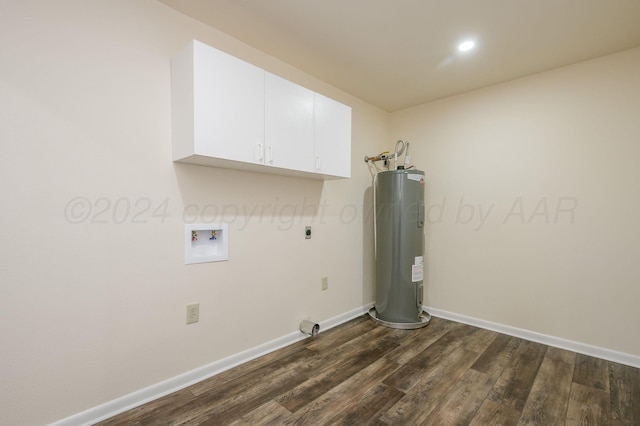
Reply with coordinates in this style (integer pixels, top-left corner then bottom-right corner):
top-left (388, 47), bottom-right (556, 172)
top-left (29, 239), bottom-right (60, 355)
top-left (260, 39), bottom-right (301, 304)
top-left (425, 306), bottom-right (640, 369)
top-left (50, 304), bottom-right (372, 426)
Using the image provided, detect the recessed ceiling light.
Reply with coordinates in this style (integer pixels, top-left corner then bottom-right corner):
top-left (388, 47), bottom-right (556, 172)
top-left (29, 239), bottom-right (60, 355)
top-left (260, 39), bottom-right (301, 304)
top-left (458, 40), bottom-right (476, 52)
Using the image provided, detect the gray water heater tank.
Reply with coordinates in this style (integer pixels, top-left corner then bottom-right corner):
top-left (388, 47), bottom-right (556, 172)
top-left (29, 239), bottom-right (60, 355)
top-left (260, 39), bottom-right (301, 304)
top-left (372, 169), bottom-right (430, 328)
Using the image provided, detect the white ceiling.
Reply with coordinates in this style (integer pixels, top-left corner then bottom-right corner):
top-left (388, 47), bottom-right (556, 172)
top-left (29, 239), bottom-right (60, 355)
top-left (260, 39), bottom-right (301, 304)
top-left (160, 0), bottom-right (640, 112)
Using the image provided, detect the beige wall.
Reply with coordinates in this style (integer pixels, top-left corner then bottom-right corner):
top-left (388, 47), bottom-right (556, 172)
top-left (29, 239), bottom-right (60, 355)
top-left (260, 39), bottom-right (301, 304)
top-left (0, 1), bottom-right (389, 424)
top-left (391, 47), bottom-right (640, 358)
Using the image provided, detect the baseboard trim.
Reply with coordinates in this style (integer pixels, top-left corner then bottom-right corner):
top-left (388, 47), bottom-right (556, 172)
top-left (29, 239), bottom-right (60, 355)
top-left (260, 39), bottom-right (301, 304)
top-left (50, 304), bottom-right (372, 426)
top-left (425, 306), bottom-right (640, 369)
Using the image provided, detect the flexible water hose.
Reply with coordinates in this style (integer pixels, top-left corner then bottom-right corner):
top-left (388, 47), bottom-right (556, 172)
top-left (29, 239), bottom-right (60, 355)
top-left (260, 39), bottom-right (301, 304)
top-left (373, 170), bottom-right (378, 259)
top-left (368, 140), bottom-right (411, 258)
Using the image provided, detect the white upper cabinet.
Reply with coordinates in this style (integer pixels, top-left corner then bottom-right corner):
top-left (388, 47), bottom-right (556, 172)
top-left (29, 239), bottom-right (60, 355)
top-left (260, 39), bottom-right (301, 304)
top-left (171, 40), bottom-right (351, 180)
top-left (314, 93), bottom-right (352, 178)
top-left (172, 40), bottom-right (265, 165)
top-left (265, 72), bottom-right (315, 173)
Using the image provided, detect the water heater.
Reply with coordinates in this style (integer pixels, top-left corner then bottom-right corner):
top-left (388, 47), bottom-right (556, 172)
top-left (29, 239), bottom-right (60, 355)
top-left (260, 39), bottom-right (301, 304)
top-left (371, 169), bottom-right (430, 329)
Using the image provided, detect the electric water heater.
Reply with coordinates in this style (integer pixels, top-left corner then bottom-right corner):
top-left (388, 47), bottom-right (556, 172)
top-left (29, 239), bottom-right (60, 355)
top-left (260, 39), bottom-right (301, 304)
top-left (373, 168), bottom-right (430, 328)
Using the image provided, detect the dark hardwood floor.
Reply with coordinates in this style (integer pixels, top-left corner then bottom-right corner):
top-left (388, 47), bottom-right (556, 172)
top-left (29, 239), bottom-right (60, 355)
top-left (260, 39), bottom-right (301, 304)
top-left (98, 315), bottom-right (640, 425)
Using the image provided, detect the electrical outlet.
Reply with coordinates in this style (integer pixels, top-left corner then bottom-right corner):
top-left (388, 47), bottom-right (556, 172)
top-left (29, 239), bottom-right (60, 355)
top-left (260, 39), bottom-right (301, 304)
top-left (321, 276), bottom-right (328, 291)
top-left (305, 226), bottom-right (312, 239)
top-left (186, 304), bottom-right (199, 324)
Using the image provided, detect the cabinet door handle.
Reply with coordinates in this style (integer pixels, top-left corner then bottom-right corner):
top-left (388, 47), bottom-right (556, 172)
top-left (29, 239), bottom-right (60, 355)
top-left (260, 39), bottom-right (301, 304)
top-left (256, 143), bottom-right (263, 162)
top-left (267, 145), bottom-right (273, 164)
top-left (315, 156), bottom-right (321, 170)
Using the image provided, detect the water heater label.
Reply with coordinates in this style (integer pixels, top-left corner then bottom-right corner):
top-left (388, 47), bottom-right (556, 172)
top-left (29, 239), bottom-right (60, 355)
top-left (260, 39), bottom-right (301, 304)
top-left (411, 264), bottom-right (424, 282)
top-left (407, 174), bottom-right (425, 185)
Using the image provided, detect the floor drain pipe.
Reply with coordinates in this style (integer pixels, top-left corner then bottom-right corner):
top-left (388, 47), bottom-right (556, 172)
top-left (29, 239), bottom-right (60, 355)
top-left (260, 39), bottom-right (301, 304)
top-left (299, 320), bottom-right (319, 336)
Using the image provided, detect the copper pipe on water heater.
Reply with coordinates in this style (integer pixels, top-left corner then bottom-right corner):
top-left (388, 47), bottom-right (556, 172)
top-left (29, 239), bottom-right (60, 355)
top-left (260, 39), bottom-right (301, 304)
top-left (364, 152), bottom-right (390, 163)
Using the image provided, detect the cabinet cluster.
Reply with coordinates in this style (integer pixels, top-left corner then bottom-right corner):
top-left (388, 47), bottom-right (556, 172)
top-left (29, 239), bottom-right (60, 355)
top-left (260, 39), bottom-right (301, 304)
top-left (171, 40), bottom-right (352, 180)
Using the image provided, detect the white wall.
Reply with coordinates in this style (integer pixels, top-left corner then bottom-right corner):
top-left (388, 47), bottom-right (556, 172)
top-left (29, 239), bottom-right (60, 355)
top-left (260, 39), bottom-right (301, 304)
top-left (0, 1), bottom-right (389, 424)
top-left (391, 47), bottom-right (640, 358)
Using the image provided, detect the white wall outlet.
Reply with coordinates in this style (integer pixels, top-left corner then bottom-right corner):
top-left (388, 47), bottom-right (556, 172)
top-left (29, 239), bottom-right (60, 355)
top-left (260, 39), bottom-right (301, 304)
top-left (321, 276), bottom-right (328, 291)
top-left (186, 304), bottom-right (199, 324)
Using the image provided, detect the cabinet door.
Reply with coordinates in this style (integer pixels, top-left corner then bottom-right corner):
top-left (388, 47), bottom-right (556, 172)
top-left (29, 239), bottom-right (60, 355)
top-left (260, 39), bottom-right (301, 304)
top-left (265, 72), bottom-right (314, 172)
top-left (314, 93), bottom-right (351, 178)
top-left (193, 41), bottom-right (265, 164)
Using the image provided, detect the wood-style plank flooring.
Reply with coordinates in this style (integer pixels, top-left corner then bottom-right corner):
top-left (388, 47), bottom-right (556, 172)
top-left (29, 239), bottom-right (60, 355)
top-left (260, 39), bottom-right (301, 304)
top-left (98, 315), bottom-right (640, 425)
